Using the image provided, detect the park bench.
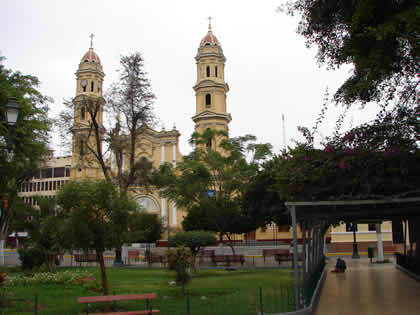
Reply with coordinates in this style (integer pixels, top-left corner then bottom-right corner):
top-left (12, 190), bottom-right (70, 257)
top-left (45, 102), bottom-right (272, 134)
top-left (273, 250), bottom-right (291, 265)
top-left (212, 254), bottom-right (244, 266)
top-left (198, 249), bottom-right (215, 264)
top-left (74, 253), bottom-right (98, 266)
top-left (77, 293), bottom-right (160, 315)
top-left (262, 249), bottom-right (290, 263)
top-left (147, 254), bottom-right (166, 266)
top-left (128, 250), bottom-right (140, 263)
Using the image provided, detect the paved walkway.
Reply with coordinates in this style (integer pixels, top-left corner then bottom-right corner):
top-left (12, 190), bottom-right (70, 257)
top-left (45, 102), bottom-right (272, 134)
top-left (314, 257), bottom-right (420, 315)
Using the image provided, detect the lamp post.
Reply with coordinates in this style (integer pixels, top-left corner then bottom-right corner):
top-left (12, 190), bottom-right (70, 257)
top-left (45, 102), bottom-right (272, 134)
top-left (1, 98), bottom-right (20, 266)
top-left (352, 223), bottom-right (360, 259)
top-left (2, 97), bottom-right (21, 152)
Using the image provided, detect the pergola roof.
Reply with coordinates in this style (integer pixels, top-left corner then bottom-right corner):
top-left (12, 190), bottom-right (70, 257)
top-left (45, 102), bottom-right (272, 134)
top-left (284, 197), bottom-right (420, 222)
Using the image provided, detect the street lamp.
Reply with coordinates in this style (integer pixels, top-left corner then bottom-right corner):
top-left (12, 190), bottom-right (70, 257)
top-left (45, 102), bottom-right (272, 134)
top-left (351, 223), bottom-right (360, 259)
top-left (3, 97), bottom-right (21, 152)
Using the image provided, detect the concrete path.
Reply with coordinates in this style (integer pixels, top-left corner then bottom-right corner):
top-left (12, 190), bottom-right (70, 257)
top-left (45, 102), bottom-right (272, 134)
top-left (314, 257), bottom-right (420, 315)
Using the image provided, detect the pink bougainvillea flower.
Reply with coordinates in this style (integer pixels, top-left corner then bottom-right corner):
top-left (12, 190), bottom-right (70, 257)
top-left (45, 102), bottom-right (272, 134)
top-left (339, 161), bottom-right (345, 169)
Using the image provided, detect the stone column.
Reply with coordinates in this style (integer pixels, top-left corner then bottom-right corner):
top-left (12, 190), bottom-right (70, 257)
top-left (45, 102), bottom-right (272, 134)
top-left (172, 142), bottom-right (176, 168)
top-left (376, 223), bottom-right (384, 262)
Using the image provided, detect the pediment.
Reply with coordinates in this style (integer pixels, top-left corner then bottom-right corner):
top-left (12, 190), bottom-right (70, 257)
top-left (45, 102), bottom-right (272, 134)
top-left (192, 110), bottom-right (231, 122)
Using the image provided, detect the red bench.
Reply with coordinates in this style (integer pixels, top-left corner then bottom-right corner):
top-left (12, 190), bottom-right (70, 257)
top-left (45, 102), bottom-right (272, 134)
top-left (147, 254), bottom-right (166, 266)
top-left (77, 293), bottom-right (160, 315)
top-left (274, 250), bottom-right (292, 265)
top-left (74, 254), bottom-right (98, 266)
top-left (198, 249), bottom-right (215, 264)
top-left (128, 250), bottom-right (140, 263)
top-left (212, 254), bottom-right (244, 266)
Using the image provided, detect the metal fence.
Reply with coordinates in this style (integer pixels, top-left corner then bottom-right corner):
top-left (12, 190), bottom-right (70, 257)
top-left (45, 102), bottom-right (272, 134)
top-left (2, 286), bottom-right (296, 315)
top-left (395, 253), bottom-right (420, 276)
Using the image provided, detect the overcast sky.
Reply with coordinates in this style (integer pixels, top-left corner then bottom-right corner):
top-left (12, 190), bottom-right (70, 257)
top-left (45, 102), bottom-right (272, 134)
top-left (1, 0), bottom-right (381, 156)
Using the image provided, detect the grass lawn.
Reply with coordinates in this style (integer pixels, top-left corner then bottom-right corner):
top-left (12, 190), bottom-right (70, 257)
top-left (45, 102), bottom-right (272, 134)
top-left (1, 267), bottom-right (296, 314)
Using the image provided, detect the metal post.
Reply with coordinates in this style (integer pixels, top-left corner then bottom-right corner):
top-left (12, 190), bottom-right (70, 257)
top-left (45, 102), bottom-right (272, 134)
top-left (352, 224), bottom-right (360, 259)
top-left (301, 221), bottom-right (307, 306)
top-left (259, 287), bottom-right (264, 315)
top-left (307, 221), bottom-right (312, 275)
top-left (289, 205), bottom-right (301, 310)
top-left (404, 220), bottom-right (407, 256)
top-left (34, 294), bottom-right (38, 315)
top-left (186, 289), bottom-right (191, 315)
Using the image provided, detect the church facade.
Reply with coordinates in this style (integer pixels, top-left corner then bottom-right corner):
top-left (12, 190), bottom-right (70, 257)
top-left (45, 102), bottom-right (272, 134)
top-left (67, 25), bottom-right (232, 232)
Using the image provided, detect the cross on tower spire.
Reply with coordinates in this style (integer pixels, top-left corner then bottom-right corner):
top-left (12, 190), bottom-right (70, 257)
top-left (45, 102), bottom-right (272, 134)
top-left (207, 16), bottom-right (212, 30)
top-left (89, 33), bottom-right (95, 48)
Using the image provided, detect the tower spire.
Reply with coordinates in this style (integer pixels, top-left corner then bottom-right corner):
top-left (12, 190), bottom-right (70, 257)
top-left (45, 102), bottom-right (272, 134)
top-left (207, 16), bottom-right (212, 31)
top-left (89, 33), bottom-right (95, 48)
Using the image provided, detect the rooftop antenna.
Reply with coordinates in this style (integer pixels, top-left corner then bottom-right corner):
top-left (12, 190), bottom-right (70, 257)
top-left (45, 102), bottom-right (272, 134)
top-left (89, 33), bottom-right (95, 48)
top-left (282, 113), bottom-right (287, 151)
top-left (208, 16), bottom-right (212, 30)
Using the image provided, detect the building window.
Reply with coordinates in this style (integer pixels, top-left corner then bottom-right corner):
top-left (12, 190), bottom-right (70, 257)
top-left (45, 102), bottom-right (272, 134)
top-left (368, 223), bottom-right (376, 231)
top-left (53, 181), bottom-right (57, 191)
top-left (91, 81), bottom-right (94, 92)
top-left (65, 168), bottom-right (70, 177)
top-left (135, 196), bottom-right (160, 213)
top-left (205, 94), bottom-right (211, 107)
top-left (37, 182), bottom-right (40, 192)
top-left (215, 66), bottom-right (218, 77)
top-left (79, 139), bottom-right (85, 158)
top-left (41, 168), bottom-right (52, 179)
top-left (346, 223), bottom-right (358, 232)
top-left (81, 107), bottom-right (85, 120)
top-left (206, 66), bottom-right (210, 77)
top-left (206, 139), bottom-right (212, 151)
top-left (49, 181), bottom-right (52, 191)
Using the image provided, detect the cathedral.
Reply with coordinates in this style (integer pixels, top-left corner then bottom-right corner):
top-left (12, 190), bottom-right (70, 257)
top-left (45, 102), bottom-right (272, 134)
top-left (69, 23), bottom-right (232, 232)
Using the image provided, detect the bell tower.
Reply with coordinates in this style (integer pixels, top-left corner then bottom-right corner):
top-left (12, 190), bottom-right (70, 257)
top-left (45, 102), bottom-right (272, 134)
top-left (192, 19), bottom-right (231, 150)
top-left (71, 34), bottom-right (106, 179)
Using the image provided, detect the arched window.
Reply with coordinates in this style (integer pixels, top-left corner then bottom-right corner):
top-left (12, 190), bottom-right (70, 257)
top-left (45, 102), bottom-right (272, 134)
top-left (81, 106), bottom-right (85, 120)
top-left (206, 138), bottom-right (212, 151)
top-left (135, 196), bottom-right (160, 213)
top-left (91, 81), bottom-right (94, 92)
top-left (205, 94), bottom-right (211, 107)
top-left (206, 66), bottom-right (210, 77)
top-left (79, 139), bottom-right (85, 159)
top-left (215, 66), bottom-right (218, 77)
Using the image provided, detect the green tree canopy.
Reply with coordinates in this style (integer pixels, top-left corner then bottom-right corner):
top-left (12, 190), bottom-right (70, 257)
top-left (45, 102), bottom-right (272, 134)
top-left (0, 56), bottom-right (51, 241)
top-left (154, 130), bottom-right (272, 252)
top-left (56, 180), bottom-right (138, 295)
top-left (281, 0), bottom-right (419, 107)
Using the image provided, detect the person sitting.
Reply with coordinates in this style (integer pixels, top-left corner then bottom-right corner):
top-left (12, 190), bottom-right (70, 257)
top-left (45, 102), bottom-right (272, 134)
top-left (332, 258), bottom-right (346, 273)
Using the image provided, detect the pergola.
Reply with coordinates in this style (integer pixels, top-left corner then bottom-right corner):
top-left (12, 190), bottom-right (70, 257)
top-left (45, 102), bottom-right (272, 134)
top-left (285, 197), bottom-right (420, 310)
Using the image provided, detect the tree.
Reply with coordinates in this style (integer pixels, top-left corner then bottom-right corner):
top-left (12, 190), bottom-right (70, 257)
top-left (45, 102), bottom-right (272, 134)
top-left (0, 56), bottom-right (51, 245)
top-left (168, 230), bottom-right (216, 270)
top-left (56, 52), bottom-right (156, 190)
top-left (56, 180), bottom-right (137, 296)
top-left (128, 212), bottom-right (162, 244)
top-left (14, 197), bottom-right (66, 271)
top-left (281, 0), bottom-right (419, 107)
top-left (154, 130), bottom-right (272, 253)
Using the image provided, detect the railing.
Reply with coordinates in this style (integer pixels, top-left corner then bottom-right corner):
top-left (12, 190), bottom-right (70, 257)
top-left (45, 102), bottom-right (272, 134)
top-left (3, 286), bottom-right (296, 315)
top-left (395, 253), bottom-right (420, 276)
top-left (302, 258), bottom-right (325, 307)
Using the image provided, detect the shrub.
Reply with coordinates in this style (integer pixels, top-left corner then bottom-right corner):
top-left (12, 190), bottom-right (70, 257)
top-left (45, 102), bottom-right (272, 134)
top-left (166, 247), bottom-right (193, 294)
top-left (169, 230), bottom-right (216, 270)
top-left (18, 247), bottom-right (46, 271)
